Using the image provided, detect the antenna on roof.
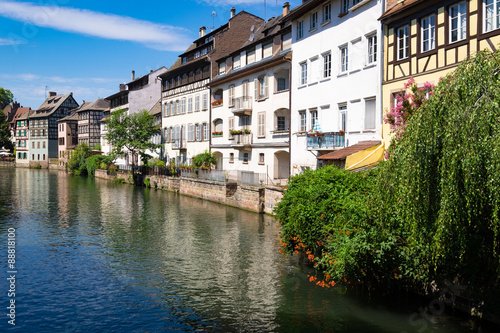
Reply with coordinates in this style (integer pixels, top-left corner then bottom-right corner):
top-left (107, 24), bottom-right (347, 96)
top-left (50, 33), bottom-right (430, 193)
top-left (211, 11), bottom-right (217, 31)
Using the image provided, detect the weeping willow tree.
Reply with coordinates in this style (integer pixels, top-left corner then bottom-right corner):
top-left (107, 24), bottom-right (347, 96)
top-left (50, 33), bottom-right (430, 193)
top-left (378, 49), bottom-right (500, 289)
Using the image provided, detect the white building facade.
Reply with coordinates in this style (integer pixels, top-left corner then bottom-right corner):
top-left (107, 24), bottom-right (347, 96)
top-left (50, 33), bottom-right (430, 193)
top-left (209, 14), bottom-right (292, 183)
top-left (289, 0), bottom-right (384, 173)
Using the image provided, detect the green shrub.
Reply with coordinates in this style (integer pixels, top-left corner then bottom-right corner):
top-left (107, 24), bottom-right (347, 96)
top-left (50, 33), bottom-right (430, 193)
top-left (67, 144), bottom-right (91, 176)
top-left (144, 177), bottom-right (151, 188)
top-left (113, 177), bottom-right (125, 184)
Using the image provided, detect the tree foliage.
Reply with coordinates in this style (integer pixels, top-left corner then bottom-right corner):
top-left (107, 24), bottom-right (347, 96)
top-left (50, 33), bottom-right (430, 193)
top-left (67, 143), bottom-right (92, 176)
top-left (0, 111), bottom-right (12, 150)
top-left (193, 150), bottom-right (217, 170)
top-left (276, 49), bottom-right (500, 294)
top-left (0, 87), bottom-right (14, 109)
top-left (104, 109), bottom-right (161, 166)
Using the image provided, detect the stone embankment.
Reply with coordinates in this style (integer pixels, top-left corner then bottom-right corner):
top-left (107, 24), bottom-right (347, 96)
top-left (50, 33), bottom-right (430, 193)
top-left (95, 169), bottom-right (284, 214)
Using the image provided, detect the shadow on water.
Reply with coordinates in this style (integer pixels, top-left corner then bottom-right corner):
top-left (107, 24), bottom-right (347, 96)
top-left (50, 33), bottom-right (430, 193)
top-left (0, 167), bottom-right (498, 332)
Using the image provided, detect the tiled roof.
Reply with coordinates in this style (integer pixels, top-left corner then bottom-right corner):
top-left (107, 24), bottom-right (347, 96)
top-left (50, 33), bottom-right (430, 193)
top-left (76, 98), bottom-right (110, 112)
top-left (317, 140), bottom-right (382, 160)
top-left (148, 99), bottom-right (162, 116)
top-left (31, 93), bottom-right (75, 118)
top-left (379, 0), bottom-right (424, 21)
top-left (9, 107), bottom-right (30, 123)
top-left (58, 111), bottom-right (79, 122)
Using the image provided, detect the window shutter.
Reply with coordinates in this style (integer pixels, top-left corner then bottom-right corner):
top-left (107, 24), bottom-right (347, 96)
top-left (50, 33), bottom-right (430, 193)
top-left (264, 76), bottom-right (269, 98)
top-left (254, 79), bottom-right (258, 101)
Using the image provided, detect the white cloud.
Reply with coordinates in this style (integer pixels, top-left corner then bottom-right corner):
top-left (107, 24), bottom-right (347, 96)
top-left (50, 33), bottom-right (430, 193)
top-left (0, 37), bottom-right (25, 45)
top-left (0, 1), bottom-right (191, 51)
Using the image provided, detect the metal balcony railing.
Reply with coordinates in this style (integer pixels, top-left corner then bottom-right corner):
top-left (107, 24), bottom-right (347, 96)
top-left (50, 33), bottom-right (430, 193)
top-left (307, 132), bottom-right (345, 150)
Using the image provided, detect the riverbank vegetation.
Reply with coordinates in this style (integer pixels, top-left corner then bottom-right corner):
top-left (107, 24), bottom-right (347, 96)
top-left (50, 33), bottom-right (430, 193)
top-left (275, 50), bottom-right (500, 302)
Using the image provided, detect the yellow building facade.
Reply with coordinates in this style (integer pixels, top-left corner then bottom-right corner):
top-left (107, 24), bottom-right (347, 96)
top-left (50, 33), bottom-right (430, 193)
top-left (380, 0), bottom-right (500, 147)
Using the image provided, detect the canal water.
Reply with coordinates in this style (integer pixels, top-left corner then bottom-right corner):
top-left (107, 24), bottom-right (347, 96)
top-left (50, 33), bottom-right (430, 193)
top-left (0, 167), bottom-right (497, 332)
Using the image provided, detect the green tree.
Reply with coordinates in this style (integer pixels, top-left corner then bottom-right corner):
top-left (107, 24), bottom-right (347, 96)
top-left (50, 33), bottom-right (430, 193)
top-left (193, 150), bottom-right (217, 170)
top-left (0, 87), bottom-right (14, 110)
top-left (104, 109), bottom-right (161, 167)
top-left (0, 111), bottom-right (12, 150)
top-left (67, 143), bottom-right (92, 176)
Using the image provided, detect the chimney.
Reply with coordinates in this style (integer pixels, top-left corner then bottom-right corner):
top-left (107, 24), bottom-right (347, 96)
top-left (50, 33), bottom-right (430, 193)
top-left (82, 100), bottom-right (85, 104)
top-left (283, 2), bottom-right (290, 16)
top-left (119, 84), bottom-right (126, 92)
top-left (230, 7), bottom-right (236, 18)
top-left (49, 91), bottom-right (56, 97)
top-left (132, 70), bottom-right (135, 81)
top-left (199, 26), bottom-right (206, 38)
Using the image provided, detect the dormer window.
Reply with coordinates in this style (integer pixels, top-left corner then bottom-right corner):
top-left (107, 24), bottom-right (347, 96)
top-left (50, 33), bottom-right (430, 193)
top-left (233, 55), bottom-right (241, 69)
top-left (182, 56), bottom-right (188, 64)
top-left (263, 42), bottom-right (272, 58)
top-left (219, 61), bottom-right (226, 75)
top-left (195, 51), bottom-right (201, 58)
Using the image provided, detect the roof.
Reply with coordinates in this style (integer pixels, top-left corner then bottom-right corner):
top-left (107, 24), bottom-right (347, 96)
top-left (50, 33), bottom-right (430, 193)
top-left (148, 98), bottom-right (162, 116)
top-left (31, 93), bottom-right (76, 118)
top-left (127, 66), bottom-right (167, 85)
top-left (76, 98), bottom-right (110, 113)
top-left (58, 111), bottom-right (79, 122)
top-left (106, 89), bottom-right (128, 101)
top-left (285, 0), bottom-right (327, 21)
top-left (9, 107), bottom-right (30, 124)
top-left (379, 0), bottom-right (424, 22)
top-left (317, 141), bottom-right (382, 160)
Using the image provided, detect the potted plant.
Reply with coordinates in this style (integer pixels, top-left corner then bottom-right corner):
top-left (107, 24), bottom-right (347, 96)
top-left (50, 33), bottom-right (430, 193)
top-left (243, 129), bottom-right (251, 134)
top-left (339, 130), bottom-right (345, 136)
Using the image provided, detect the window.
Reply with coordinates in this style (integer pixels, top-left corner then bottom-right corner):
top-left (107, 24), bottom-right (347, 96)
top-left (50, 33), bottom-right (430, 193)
top-left (259, 153), bottom-right (265, 165)
top-left (364, 98), bottom-right (376, 130)
top-left (310, 110), bottom-right (318, 130)
top-left (195, 95), bottom-right (200, 112)
top-left (195, 124), bottom-right (202, 141)
top-left (228, 117), bottom-right (235, 138)
top-left (243, 152), bottom-right (249, 164)
top-left (202, 93), bottom-right (208, 110)
top-left (255, 75), bottom-right (269, 100)
top-left (277, 78), bottom-right (287, 91)
top-left (299, 111), bottom-right (307, 132)
top-left (242, 80), bottom-right (250, 98)
top-left (37, 142), bottom-right (40, 149)
top-left (188, 97), bottom-right (193, 113)
top-left (340, 45), bottom-right (348, 72)
top-left (485, 0), bottom-right (500, 32)
top-left (176, 100), bottom-right (180, 115)
top-left (229, 153), bottom-right (234, 163)
top-left (263, 43), bottom-right (272, 58)
top-left (188, 124), bottom-right (194, 142)
top-left (323, 3), bottom-right (332, 22)
top-left (450, 2), bottom-right (467, 42)
top-left (339, 104), bottom-right (347, 131)
top-left (195, 51), bottom-right (200, 58)
top-left (258, 112), bottom-right (266, 137)
top-left (228, 85), bottom-right (235, 106)
top-left (181, 98), bottom-right (186, 114)
top-left (219, 61), bottom-right (226, 75)
top-left (247, 49), bottom-right (256, 65)
top-left (163, 103), bottom-right (168, 117)
top-left (182, 56), bottom-right (188, 64)
top-left (397, 25), bottom-right (409, 60)
top-left (170, 101), bottom-right (175, 116)
top-left (203, 122), bottom-right (209, 140)
top-left (233, 55), bottom-right (241, 69)
top-left (214, 119), bottom-right (223, 132)
top-left (367, 33), bottom-right (377, 64)
top-left (297, 20), bottom-right (304, 39)
top-left (300, 62), bottom-right (308, 85)
top-left (277, 116), bottom-right (286, 131)
top-left (421, 15), bottom-right (435, 52)
top-left (310, 12), bottom-right (318, 31)
top-left (323, 53), bottom-right (331, 78)
top-left (341, 0), bottom-right (349, 14)
top-left (201, 48), bottom-right (207, 55)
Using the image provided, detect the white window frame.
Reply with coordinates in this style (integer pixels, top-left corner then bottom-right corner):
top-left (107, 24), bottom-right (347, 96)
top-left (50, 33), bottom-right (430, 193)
top-left (202, 93), bottom-right (208, 110)
top-left (421, 15), bottom-right (436, 52)
top-left (340, 45), bottom-right (348, 73)
top-left (195, 95), bottom-right (200, 112)
top-left (195, 123), bottom-right (202, 141)
top-left (450, 2), bottom-right (467, 43)
top-left (323, 3), bottom-right (332, 23)
top-left (297, 20), bottom-right (304, 40)
top-left (366, 33), bottom-right (377, 65)
top-left (299, 111), bottom-right (307, 132)
top-left (300, 61), bottom-right (308, 85)
top-left (485, 0), bottom-right (500, 32)
top-left (397, 25), bottom-right (409, 60)
top-left (203, 122), bottom-right (209, 141)
top-left (188, 124), bottom-right (194, 142)
top-left (188, 96), bottom-right (193, 113)
top-left (310, 12), bottom-right (318, 31)
top-left (364, 98), bottom-right (376, 130)
top-left (181, 98), bottom-right (186, 114)
top-left (228, 85), bottom-right (235, 107)
top-left (339, 104), bottom-right (347, 132)
top-left (258, 112), bottom-right (266, 138)
top-left (310, 109), bottom-right (318, 130)
top-left (323, 52), bottom-right (331, 78)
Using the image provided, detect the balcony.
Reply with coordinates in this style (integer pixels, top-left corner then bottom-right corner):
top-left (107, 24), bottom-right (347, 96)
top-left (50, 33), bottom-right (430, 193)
top-left (230, 97), bottom-right (252, 116)
top-left (231, 133), bottom-right (252, 150)
top-left (307, 132), bottom-right (345, 150)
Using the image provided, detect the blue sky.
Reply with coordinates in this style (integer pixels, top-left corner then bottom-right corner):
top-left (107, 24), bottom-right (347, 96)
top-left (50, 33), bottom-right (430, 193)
top-left (0, 0), bottom-right (300, 109)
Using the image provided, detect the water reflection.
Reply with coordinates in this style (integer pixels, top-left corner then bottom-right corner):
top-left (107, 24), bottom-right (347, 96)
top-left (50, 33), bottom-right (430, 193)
top-left (0, 167), bottom-right (497, 332)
